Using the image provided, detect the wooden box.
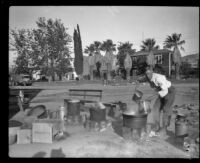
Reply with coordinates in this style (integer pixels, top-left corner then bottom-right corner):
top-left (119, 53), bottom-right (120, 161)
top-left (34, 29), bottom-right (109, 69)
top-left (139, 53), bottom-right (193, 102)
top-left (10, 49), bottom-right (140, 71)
top-left (34, 119), bottom-right (64, 137)
top-left (17, 129), bottom-right (32, 144)
top-left (32, 122), bottom-right (53, 143)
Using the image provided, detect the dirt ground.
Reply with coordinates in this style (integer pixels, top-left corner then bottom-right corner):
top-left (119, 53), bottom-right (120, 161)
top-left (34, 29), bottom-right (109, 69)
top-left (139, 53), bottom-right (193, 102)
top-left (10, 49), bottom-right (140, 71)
top-left (9, 82), bottom-right (199, 158)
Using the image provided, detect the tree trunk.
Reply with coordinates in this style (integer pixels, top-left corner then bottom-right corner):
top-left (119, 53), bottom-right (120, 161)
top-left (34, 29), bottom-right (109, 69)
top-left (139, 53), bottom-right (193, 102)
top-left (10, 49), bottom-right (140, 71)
top-left (126, 68), bottom-right (131, 80)
top-left (50, 60), bottom-right (55, 82)
top-left (175, 63), bottom-right (180, 80)
top-left (59, 75), bottom-right (62, 81)
top-left (89, 65), bottom-right (94, 80)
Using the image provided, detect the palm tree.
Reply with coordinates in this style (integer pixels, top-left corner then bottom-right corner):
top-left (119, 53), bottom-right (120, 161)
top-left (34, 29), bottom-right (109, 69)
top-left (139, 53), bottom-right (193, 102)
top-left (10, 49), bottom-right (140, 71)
top-left (140, 38), bottom-right (159, 70)
top-left (117, 42), bottom-right (136, 67)
top-left (84, 44), bottom-right (95, 56)
top-left (101, 39), bottom-right (116, 80)
top-left (163, 33), bottom-right (185, 79)
top-left (117, 42), bottom-right (136, 79)
top-left (84, 44), bottom-right (96, 80)
top-left (93, 41), bottom-right (103, 79)
top-left (117, 42), bottom-right (133, 65)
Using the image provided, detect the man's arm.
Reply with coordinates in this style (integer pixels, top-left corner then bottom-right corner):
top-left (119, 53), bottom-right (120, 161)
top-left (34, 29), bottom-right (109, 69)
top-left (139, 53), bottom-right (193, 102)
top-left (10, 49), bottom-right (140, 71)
top-left (136, 75), bottom-right (148, 83)
top-left (155, 76), bottom-right (169, 97)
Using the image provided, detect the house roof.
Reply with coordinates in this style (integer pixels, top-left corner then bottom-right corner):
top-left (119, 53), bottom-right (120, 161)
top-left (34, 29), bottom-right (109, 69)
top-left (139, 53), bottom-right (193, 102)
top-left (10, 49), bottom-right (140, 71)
top-left (131, 49), bottom-right (172, 57)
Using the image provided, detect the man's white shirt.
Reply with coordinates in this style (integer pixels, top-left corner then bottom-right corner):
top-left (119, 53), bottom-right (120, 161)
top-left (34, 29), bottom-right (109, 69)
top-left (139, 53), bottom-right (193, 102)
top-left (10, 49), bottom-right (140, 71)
top-left (150, 73), bottom-right (171, 97)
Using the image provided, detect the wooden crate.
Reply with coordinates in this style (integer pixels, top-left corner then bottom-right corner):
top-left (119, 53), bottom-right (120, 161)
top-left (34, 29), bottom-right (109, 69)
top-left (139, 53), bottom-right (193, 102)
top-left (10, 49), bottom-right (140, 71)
top-left (34, 119), bottom-right (64, 137)
top-left (32, 122), bottom-right (53, 143)
top-left (17, 129), bottom-right (32, 144)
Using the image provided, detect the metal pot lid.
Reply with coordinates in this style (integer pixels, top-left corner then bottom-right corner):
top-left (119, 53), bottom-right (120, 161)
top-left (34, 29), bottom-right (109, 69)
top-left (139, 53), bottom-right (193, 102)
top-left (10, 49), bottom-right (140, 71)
top-left (69, 99), bottom-right (80, 103)
top-left (122, 110), bottom-right (136, 116)
top-left (122, 112), bottom-right (147, 117)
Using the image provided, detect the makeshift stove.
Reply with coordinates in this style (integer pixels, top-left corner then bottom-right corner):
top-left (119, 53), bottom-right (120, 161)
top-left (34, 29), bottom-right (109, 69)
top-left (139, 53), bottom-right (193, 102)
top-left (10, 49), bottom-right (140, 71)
top-left (83, 102), bottom-right (110, 132)
top-left (121, 90), bottom-right (151, 140)
top-left (64, 99), bottom-right (82, 125)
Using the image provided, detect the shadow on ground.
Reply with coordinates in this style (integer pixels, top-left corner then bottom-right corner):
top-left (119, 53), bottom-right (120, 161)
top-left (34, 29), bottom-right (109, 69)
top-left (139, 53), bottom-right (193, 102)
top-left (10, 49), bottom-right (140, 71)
top-left (111, 119), bottom-right (123, 138)
top-left (165, 130), bottom-right (186, 152)
top-left (32, 148), bottom-right (66, 158)
top-left (32, 151), bottom-right (47, 157)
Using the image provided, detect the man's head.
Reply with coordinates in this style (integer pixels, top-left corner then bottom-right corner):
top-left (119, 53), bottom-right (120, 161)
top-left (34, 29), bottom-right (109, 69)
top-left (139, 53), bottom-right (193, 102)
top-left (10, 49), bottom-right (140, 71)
top-left (145, 66), bottom-right (153, 80)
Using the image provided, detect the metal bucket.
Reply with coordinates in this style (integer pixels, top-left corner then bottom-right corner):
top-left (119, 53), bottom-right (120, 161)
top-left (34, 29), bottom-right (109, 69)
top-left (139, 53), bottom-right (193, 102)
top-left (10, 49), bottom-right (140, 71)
top-left (175, 115), bottom-right (188, 137)
top-left (122, 113), bottom-right (147, 129)
top-left (65, 99), bottom-right (81, 116)
top-left (9, 120), bottom-right (23, 145)
top-left (175, 122), bottom-right (188, 137)
top-left (89, 107), bottom-right (106, 122)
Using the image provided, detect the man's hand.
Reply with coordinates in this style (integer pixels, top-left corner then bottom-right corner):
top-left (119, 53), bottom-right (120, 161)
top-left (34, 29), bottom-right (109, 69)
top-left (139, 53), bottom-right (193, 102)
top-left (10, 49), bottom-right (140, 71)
top-left (154, 87), bottom-right (162, 92)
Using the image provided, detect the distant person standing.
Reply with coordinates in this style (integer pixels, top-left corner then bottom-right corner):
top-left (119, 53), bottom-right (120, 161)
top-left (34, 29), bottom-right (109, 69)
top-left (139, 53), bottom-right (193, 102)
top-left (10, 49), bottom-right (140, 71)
top-left (137, 66), bottom-right (176, 137)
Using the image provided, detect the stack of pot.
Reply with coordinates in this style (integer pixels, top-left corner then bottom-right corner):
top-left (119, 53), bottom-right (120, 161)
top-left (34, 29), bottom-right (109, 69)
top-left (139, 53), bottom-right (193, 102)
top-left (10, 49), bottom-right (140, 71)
top-left (122, 90), bottom-right (148, 129)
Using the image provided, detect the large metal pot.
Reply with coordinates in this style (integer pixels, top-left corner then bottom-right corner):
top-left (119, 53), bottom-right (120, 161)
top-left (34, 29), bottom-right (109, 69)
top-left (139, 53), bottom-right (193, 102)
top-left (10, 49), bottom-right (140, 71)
top-left (122, 113), bottom-right (147, 129)
top-left (65, 99), bottom-right (81, 116)
top-left (89, 107), bottom-right (106, 122)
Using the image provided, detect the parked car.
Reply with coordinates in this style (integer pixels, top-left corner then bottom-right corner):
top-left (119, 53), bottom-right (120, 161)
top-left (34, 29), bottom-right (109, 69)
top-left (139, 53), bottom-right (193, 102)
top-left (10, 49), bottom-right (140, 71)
top-left (10, 74), bottom-right (33, 86)
top-left (35, 75), bottom-right (48, 82)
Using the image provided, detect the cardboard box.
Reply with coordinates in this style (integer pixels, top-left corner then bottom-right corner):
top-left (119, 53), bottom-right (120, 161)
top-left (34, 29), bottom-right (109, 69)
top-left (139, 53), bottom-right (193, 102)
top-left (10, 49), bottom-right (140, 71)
top-left (17, 129), bottom-right (32, 144)
top-left (32, 122), bottom-right (53, 143)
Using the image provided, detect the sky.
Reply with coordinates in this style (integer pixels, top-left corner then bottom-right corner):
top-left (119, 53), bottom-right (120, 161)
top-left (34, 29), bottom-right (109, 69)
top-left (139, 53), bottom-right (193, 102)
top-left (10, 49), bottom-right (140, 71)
top-left (9, 6), bottom-right (199, 63)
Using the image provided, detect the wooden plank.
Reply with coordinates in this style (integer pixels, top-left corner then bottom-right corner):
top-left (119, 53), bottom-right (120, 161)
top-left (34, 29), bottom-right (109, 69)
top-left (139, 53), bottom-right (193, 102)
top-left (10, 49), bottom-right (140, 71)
top-left (69, 94), bottom-right (101, 97)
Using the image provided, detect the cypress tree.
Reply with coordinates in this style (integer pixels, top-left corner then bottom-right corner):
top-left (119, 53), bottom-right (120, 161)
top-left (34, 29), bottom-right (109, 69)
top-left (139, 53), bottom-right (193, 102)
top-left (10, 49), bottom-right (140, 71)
top-left (74, 24), bottom-right (83, 77)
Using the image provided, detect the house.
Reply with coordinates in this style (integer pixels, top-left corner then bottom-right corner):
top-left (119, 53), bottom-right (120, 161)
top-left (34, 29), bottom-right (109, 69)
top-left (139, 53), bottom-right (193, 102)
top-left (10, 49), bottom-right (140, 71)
top-left (181, 53), bottom-right (199, 68)
top-left (130, 49), bottom-right (173, 77)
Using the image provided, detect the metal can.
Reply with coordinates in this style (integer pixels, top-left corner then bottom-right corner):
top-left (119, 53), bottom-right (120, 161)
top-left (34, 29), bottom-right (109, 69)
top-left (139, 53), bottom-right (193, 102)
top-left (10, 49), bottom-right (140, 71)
top-left (59, 106), bottom-right (65, 120)
top-left (19, 90), bottom-right (24, 102)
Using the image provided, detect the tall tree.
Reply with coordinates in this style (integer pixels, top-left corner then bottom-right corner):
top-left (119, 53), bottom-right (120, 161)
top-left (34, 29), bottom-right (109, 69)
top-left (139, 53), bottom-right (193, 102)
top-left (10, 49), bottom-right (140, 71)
top-left (74, 24), bottom-right (83, 78)
top-left (84, 43), bottom-right (96, 80)
top-left (163, 33), bottom-right (185, 79)
top-left (35, 17), bottom-right (72, 81)
top-left (117, 42), bottom-right (135, 68)
top-left (101, 39), bottom-right (116, 80)
top-left (140, 38), bottom-right (159, 70)
top-left (93, 41), bottom-right (103, 79)
top-left (84, 44), bottom-right (95, 56)
top-left (10, 29), bottom-right (33, 75)
top-left (10, 17), bottom-right (72, 81)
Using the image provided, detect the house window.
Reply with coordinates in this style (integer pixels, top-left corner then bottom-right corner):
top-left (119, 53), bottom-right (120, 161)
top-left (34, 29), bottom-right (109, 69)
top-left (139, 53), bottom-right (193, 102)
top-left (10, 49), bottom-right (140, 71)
top-left (132, 57), bottom-right (137, 62)
top-left (155, 54), bottom-right (162, 64)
